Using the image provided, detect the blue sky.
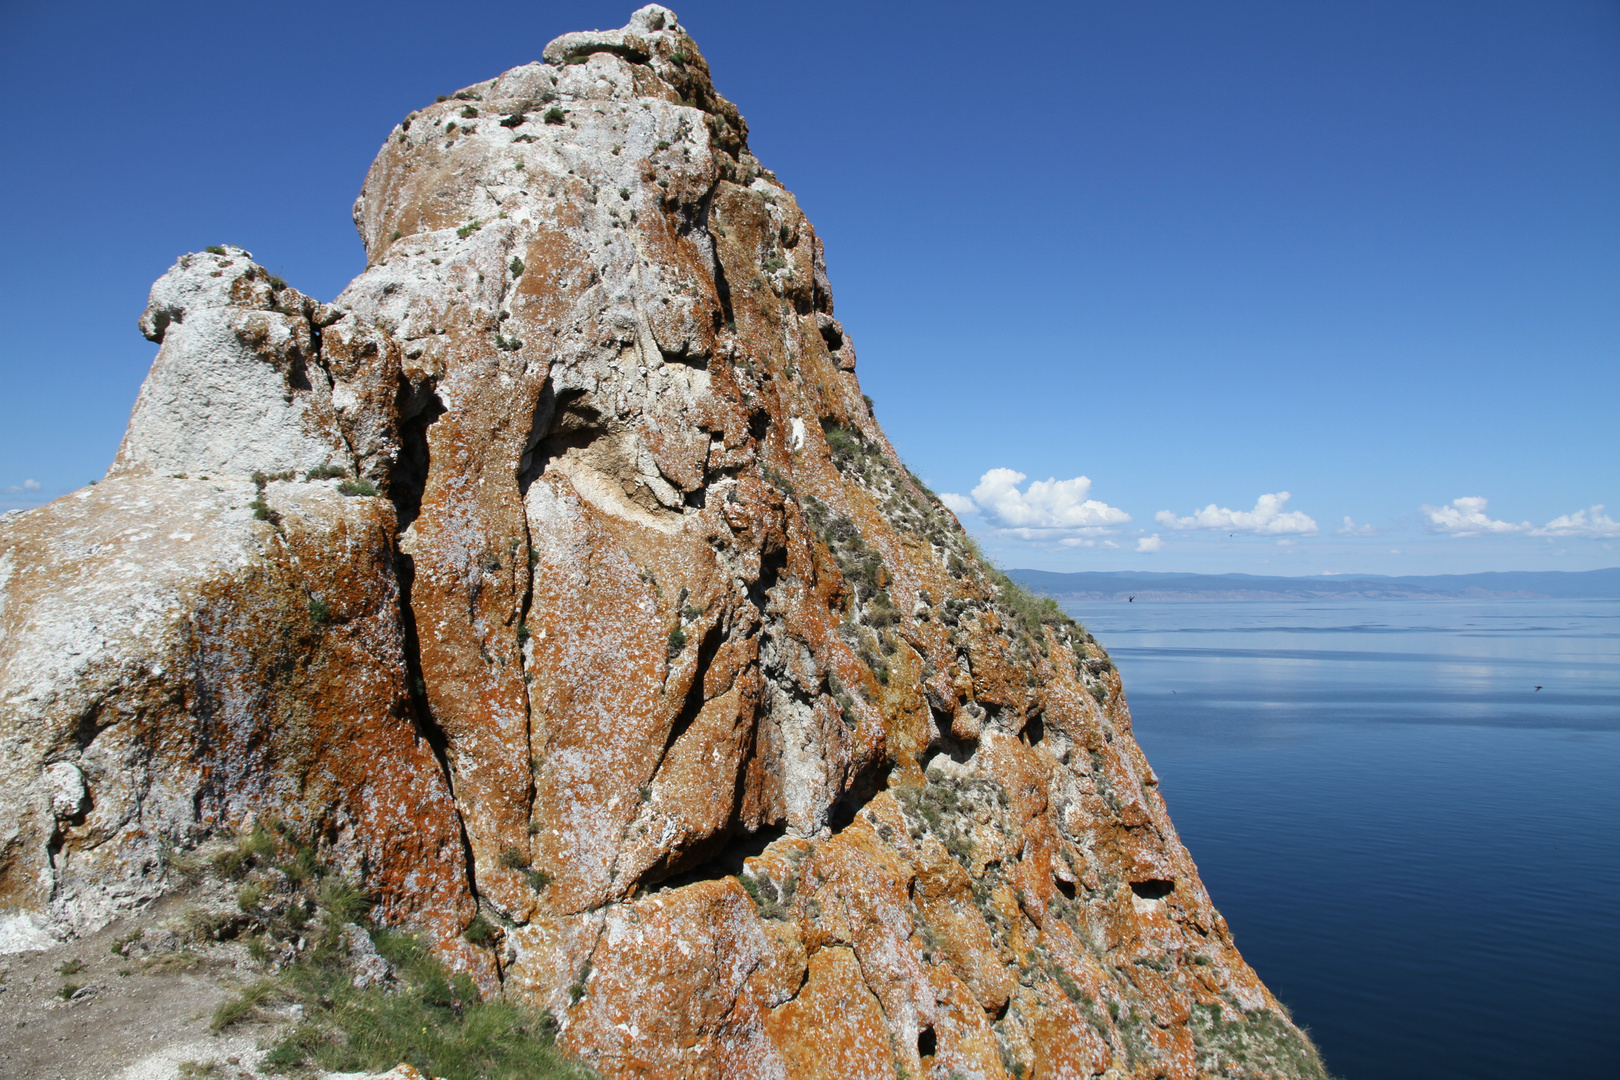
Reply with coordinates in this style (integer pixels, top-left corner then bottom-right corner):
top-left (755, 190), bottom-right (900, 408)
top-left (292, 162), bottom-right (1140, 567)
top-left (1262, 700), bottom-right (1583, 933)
top-left (1, 1), bottom-right (1615, 574)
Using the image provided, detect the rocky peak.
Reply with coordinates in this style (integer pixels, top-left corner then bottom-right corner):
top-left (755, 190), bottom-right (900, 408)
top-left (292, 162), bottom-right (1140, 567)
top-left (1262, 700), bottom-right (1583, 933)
top-left (0, 8), bottom-right (1328, 1078)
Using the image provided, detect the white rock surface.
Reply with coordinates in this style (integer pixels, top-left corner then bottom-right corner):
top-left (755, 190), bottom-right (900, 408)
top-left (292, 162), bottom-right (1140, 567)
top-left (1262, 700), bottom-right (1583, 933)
top-left (321, 1065), bottom-right (443, 1080)
top-left (111, 247), bottom-right (354, 481)
top-left (44, 760), bottom-right (88, 818)
top-left (343, 922), bottom-right (394, 989)
top-left (0, 476), bottom-right (465, 950)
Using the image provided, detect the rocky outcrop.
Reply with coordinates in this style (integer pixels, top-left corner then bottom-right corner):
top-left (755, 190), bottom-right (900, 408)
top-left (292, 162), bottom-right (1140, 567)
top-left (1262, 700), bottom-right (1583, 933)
top-left (0, 473), bottom-right (475, 963)
top-left (0, 6), bottom-right (1328, 1077)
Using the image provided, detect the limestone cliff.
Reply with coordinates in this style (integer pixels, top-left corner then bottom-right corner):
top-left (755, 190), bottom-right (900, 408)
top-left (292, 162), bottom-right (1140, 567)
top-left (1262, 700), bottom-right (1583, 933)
top-left (0, 7), bottom-right (1327, 1078)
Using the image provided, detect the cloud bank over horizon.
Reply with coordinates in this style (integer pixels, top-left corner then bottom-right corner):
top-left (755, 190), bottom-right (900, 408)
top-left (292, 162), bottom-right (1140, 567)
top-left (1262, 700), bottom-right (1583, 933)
top-left (941, 468), bottom-right (1131, 547)
top-left (1422, 498), bottom-right (1620, 539)
top-left (1532, 506), bottom-right (1620, 539)
top-left (1, 479), bottom-right (47, 512)
top-left (1154, 492), bottom-right (1319, 536)
top-left (929, 470), bottom-right (1617, 573)
top-left (1421, 496), bottom-right (1529, 536)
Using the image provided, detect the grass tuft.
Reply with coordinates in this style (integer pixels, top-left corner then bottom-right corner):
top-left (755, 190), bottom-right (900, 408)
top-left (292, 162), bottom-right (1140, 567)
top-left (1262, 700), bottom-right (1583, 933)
top-left (463, 915), bottom-right (497, 947)
top-left (318, 879), bottom-right (373, 926)
top-left (193, 825), bottom-right (594, 1078)
top-left (262, 930), bottom-right (593, 1079)
top-left (211, 978), bottom-right (277, 1031)
top-left (212, 823), bottom-right (279, 879)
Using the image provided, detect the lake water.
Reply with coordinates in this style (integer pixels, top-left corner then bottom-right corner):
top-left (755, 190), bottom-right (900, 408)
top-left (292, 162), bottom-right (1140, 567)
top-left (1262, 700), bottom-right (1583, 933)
top-left (1060, 599), bottom-right (1620, 1080)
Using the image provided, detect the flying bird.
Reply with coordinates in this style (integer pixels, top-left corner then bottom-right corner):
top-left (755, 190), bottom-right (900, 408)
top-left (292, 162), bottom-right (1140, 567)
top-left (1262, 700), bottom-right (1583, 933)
top-left (1128, 595), bottom-right (1135, 602)
top-left (1535, 685), bottom-right (1543, 691)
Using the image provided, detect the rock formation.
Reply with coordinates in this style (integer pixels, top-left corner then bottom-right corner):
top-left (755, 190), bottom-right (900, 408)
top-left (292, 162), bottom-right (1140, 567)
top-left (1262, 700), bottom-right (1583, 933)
top-left (0, 7), bottom-right (1328, 1077)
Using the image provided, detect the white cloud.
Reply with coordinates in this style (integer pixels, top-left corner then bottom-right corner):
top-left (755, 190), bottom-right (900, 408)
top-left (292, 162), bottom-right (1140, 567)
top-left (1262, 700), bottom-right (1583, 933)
top-left (3, 480), bottom-right (42, 495)
top-left (1420, 497), bottom-right (1529, 537)
top-left (940, 468), bottom-right (1130, 543)
top-left (1422, 497), bottom-right (1620, 539)
top-left (1530, 505), bottom-right (1620, 539)
top-left (1337, 516), bottom-right (1379, 537)
top-left (1136, 534), bottom-right (1163, 553)
top-left (1154, 492), bottom-right (1318, 536)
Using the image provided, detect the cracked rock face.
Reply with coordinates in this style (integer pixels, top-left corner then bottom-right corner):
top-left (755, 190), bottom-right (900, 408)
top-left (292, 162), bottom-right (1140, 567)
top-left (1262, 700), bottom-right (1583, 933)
top-left (0, 7), bottom-right (1327, 1078)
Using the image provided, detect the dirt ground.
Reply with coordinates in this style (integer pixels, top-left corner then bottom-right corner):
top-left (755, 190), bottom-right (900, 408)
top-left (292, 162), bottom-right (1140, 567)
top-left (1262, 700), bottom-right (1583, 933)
top-left (0, 888), bottom-right (290, 1080)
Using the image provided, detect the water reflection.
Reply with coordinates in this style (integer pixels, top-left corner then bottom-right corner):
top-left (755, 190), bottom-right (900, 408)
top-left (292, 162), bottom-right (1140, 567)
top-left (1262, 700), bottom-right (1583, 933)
top-left (1059, 599), bottom-right (1620, 1080)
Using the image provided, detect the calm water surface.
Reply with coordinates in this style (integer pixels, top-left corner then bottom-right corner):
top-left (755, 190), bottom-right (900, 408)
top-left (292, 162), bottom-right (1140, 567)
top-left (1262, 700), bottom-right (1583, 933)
top-left (1062, 599), bottom-right (1620, 1080)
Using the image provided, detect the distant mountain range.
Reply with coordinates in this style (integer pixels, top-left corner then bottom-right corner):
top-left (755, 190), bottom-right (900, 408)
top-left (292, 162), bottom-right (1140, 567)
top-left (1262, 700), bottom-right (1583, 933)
top-left (1007, 568), bottom-right (1620, 601)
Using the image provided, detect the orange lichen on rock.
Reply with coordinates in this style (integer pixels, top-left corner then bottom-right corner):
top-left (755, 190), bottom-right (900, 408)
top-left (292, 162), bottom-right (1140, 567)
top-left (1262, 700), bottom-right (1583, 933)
top-left (0, 5), bottom-right (1328, 1077)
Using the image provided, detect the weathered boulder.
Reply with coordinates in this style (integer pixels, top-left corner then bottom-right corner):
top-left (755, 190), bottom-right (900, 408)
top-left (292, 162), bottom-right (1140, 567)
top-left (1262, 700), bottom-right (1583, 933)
top-left (0, 6), bottom-right (1328, 1077)
top-left (0, 476), bottom-right (477, 966)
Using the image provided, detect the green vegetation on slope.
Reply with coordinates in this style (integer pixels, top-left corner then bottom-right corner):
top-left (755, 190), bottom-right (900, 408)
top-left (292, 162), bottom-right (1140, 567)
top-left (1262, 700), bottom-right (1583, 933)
top-left (190, 824), bottom-right (595, 1079)
top-left (256, 931), bottom-right (590, 1079)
